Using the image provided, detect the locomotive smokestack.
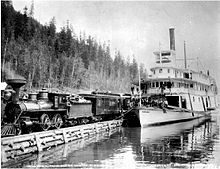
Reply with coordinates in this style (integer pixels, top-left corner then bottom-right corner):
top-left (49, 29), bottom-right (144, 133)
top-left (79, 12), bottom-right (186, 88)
top-left (169, 28), bottom-right (175, 51)
top-left (6, 78), bottom-right (26, 103)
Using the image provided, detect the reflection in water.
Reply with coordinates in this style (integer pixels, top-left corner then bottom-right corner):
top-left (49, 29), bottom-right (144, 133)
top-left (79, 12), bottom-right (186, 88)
top-left (3, 111), bottom-right (220, 169)
top-left (123, 119), bottom-right (216, 166)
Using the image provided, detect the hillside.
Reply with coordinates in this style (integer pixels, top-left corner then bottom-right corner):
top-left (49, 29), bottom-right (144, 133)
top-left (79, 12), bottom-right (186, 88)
top-left (1, 1), bottom-right (147, 93)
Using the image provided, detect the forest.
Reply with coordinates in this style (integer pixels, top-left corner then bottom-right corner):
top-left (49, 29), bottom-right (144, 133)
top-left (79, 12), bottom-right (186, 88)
top-left (1, 1), bottom-right (148, 93)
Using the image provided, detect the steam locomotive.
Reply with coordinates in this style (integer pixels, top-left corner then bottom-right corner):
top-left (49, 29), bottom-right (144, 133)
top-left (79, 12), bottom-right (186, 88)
top-left (1, 78), bottom-right (131, 137)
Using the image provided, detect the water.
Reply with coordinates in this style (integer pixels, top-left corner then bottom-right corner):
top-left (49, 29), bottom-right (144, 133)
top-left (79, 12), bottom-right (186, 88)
top-left (3, 109), bottom-right (220, 169)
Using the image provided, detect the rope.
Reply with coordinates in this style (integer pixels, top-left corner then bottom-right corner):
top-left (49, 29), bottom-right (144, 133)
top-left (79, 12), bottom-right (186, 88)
top-left (114, 107), bottom-right (134, 120)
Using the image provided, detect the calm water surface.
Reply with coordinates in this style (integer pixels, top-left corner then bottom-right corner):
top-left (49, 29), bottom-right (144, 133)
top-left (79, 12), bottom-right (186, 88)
top-left (4, 109), bottom-right (220, 169)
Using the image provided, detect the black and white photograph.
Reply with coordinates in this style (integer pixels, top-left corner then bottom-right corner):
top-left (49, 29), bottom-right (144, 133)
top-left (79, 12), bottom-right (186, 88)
top-left (1, 0), bottom-right (220, 168)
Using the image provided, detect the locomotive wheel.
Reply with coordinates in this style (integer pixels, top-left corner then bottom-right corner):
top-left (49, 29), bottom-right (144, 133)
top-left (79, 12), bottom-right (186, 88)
top-left (40, 114), bottom-right (51, 131)
top-left (80, 118), bottom-right (89, 124)
top-left (52, 114), bottom-right (63, 129)
top-left (70, 119), bottom-right (78, 126)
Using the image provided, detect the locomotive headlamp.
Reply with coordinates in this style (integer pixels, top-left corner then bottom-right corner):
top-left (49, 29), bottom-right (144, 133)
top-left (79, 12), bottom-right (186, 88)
top-left (4, 91), bottom-right (12, 100)
top-left (3, 89), bottom-right (15, 101)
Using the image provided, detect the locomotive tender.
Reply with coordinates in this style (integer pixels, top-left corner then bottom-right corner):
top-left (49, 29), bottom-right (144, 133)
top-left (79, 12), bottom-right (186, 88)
top-left (1, 78), bottom-right (131, 137)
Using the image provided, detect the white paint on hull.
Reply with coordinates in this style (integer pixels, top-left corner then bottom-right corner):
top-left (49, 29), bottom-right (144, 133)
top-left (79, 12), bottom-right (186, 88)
top-left (138, 108), bottom-right (206, 128)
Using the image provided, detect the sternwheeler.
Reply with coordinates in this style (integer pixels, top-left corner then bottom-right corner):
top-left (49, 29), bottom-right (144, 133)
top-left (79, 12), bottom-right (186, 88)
top-left (123, 28), bottom-right (218, 127)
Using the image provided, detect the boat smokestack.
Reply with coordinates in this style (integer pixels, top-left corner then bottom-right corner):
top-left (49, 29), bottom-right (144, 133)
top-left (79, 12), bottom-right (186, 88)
top-left (169, 28), bottom-right (175, 51)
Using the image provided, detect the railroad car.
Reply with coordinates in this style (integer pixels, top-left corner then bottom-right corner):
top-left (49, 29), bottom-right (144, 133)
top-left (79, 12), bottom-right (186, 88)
top-left (79, 92), bottom-right (132, 121)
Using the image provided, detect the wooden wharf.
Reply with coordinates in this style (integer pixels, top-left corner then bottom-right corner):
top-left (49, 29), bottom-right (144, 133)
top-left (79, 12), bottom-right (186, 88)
top-left (1, 119), bottom-right (122, 164)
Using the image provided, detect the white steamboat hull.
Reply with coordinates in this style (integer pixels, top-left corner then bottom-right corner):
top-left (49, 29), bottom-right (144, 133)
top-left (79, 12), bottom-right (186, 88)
top-left (122, 107), bottom-right (211, 127)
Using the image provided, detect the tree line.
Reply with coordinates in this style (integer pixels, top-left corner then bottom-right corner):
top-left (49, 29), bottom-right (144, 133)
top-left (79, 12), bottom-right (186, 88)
top-left (1, 1), bottom-right (147, 93)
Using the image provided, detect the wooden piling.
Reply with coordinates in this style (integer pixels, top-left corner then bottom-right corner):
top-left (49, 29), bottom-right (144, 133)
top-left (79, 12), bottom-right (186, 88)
top-left (35, 134), bottom-right (42, 152)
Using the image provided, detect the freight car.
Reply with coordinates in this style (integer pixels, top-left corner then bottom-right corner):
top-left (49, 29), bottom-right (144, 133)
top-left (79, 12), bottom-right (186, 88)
top-left (1, 78), bottom-right (132, 137)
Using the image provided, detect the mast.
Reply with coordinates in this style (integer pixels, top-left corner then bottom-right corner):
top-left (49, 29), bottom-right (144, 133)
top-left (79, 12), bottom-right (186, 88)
top-left (139, 66), bottom-right (141, 107)
top-left (159, 42), bottom-right (162, 66)
top-left (184, 41), bottom-right (187, 69)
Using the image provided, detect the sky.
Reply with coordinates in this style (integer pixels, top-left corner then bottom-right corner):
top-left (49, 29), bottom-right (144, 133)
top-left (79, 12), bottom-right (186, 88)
top-left (12, 0), bottom-right (220, 87)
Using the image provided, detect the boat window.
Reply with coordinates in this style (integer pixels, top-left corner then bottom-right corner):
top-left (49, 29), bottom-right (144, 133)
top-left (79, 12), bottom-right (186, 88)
top-left (167, 69), bottom-right (170, 73)
top-left (159, 69), bottom-right (163, 73)
top-left (190, 83), bottom-right (194, 88)
top-left (167, 81), bottom-right (172, 88)
top-left (160, 82), bottom-right (163, 87)
top-left (184, 73), bottom-right (189, 79)
top-left (152, 82), bottom-right (155, 88)
top-left (193, 96), bottom-right (195, 102)
top-left (156, 82), bottom-right (159, 87)
top-left (164, 81), bottom-right (167, 86)
top-left (175, 70), bottom-right (177, 77)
